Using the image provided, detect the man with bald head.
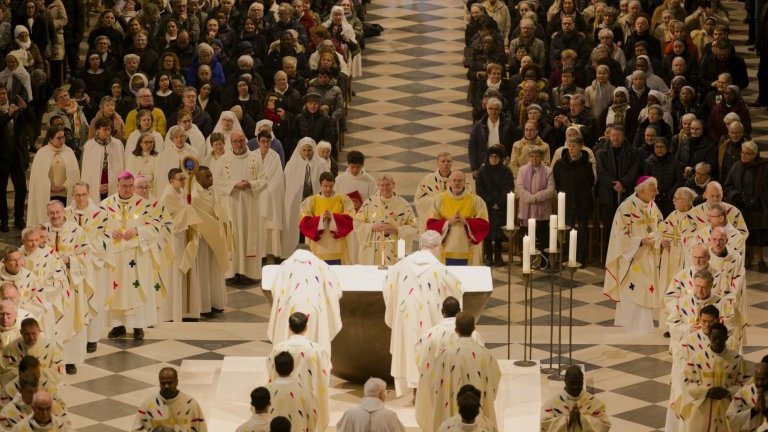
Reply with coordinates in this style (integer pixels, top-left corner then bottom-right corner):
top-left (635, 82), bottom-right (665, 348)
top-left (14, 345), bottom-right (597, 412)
top-left (414, 153), bottom-right (474, 233)
top-left (426, 171), bottom-right (489, 265)
top-left (727, 358), bottom-right (768, 431)
top-left (541, 365), bottom-right (610, 431)
top-left (691, 181), bottom-right (749, 239)
top-left (708, 226), bottom-right (747, 351)
top-left (220, 131), bottom-right (268, 282)
top-left (694, 202), bottom-right (746, 258)
top-left (664, 244), bottom-right (722, 334)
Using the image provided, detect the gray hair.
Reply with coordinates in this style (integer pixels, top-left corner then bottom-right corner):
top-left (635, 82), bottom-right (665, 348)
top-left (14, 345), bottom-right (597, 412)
top-left (675, 187), bottom-right (695, 204)
top-left (695, 162), bottom-right (711, 174)
top-left (634, 176), bottom-right (658, 193)
top-left (73, 180), bottom-right (90, 191)
top-left (363, 377), bottom-right (387, 397)
top-left (529, 147), bottom-right (545, 157)
top-left (681, 113), bottom-right (697, 123)
top-left (486, 97), bottom-right (502, 110)
top-left (598, 28), bottom-right (614, 39)
top-left (420, 230), bottom-right (442, 250)
top-left (723, 112), bottom-right (741, 124)
top-left (377, 174), bottom-right (395, 184)
top-left (743, 141), bottom-right (758, 154)
top-left (728, 121), bottom-right (744, 132)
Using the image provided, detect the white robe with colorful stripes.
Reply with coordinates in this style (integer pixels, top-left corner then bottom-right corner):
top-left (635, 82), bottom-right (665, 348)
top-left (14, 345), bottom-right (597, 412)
top-left (540, 390), bottom-right (611, 432)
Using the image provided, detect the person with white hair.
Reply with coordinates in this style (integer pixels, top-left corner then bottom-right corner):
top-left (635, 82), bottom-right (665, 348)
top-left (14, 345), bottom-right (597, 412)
top-left (0, 299), bottom-right (20, 348)
top-left (693, 202), bottom-right (746, 259)
top-left (155, 122), bottom-right (199, 195)
top-left (603, 176), bottom-right (664, 333)
top-left (658, 187), bottom-right (699, 288)
top-left (690, 181), bottom-right (748, 240)
top-left (337, 377), bottom-right (405, 431)
top-left (0, 250), bottom-right (52, 343)
top-left (354, 174), bottom-right (418, 266)
top-left (383, 230), bottom-right (463, 397)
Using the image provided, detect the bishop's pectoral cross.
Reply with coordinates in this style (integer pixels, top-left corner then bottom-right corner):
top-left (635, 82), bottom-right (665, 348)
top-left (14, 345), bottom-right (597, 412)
top-left (663, 224), bottom-right (682, 247)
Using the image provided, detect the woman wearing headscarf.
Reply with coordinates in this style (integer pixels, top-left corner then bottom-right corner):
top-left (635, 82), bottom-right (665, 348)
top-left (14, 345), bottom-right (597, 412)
top-left (197, 82), bottom-right (222, 126)
top-left (671, 85), bottom-right (700, 133)
top-left (9, 26), bottom-right (44, 74)
top-left (209, 110), bottom-right (245, 152)
top-left (247, 119), bottom-right (286, 165)
top-left (638, 90), bottom-right (673, 130)
top-left (77, 51), bottom-right (111, 104)
top-left (476, 144), bottom-right (514, 266)
top-left (633, 105), bottom-right (672, 149)
top-left (584, 64), bottom-right (615, 124)
top-left (626, 55), bottom-right (668, 92)
top-left (602, 87), bottom-right (637, 137)
top-left (0, 52), bottom-right (32, 103)
top-left (724, 141), bottom-right (768, 271)
top-left (153, 72), bottom-right (181, 115)
top-left (226, 75), bottom-right (262, 119)
top-left (323, 5), bottom-right (361, 77)
top-left (282, 137), bottom-right (326, 254)
top-left (707, 85), bottom-right (752, 144)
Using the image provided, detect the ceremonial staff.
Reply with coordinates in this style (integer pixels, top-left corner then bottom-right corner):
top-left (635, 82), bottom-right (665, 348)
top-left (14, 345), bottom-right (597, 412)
top-left (181, 155), bottom-right (200, 315)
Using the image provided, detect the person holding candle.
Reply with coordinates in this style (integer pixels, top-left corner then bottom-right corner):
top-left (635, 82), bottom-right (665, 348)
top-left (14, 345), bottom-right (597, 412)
top-left (554, 137), bottom-right (595, 267)
top-left (426, 171), bottom-right (490, 266)
top-left (476, 145), bottom-right (514, 267)
top-left (515, 147), bottom-right (555, 253)
top-left (354, 174), bottom-right (418, 266)
top-left (603, 176), bottom-right (663, 334)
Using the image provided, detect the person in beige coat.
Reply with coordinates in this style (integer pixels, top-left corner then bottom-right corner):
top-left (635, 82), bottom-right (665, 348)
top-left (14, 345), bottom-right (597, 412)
top-left (45, 0), bottom-right (67, 87)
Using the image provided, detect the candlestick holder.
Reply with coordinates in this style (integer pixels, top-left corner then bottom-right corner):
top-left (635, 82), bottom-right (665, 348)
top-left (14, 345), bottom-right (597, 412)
top-left (514, 268), bottom-right (537, 367)
top-left (549, 262), bottom-right (579, 381)
top-left (541, 248), bottom-right (560, 374)
top-left (502, 226), bottom-right (517, 360)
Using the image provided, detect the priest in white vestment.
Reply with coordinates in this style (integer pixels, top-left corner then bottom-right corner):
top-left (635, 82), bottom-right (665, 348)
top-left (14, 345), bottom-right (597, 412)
top-left (267, 351), bottom-right (318, 432)
top-left (438, 388), bottom-right (498, 431)
top-left (282, 138), bottom-right (325, 256)
top-left (217, 131), bottom-right (268, 282)
top-left (1, 318), bottom-right (62, 388)
top-left (253, 130), bottom-right (286, 260)
top-left (682, 323), bottom-right (744, 432)
top-left (414, 152), bottom-right (473, 233)
top-left (693, 202), bottom-right (746, 259)
top-left (690, 181), bottom-right (749, 240)
top-left (415, 313), bottom-right (500, 432)
top-left (19, 226), bottom-right (70, 350)
top-left (80, 117), bottom-right (126, 202)
top-left (384, 230), bottom-right (463, 397)
top-left (267, 312), bottom-right (331, 431)
top-left (727, 361), bottom-right (768, 432)
top-left (26, 127), bottom-right (80, 226)
top-left (65, 182), bottom-right (110, 354)
top-left (335, 151), bottom-right (376, 263)
top-left (0, 300), bottom-right (20, 350)
top-left (337, 378), bottom-right (405, 432)
top-left (0, 251), bottom-right (52, 341)
top-left (603, 176), bottom-right (664, 333)
top-left (658, 187), bottom-right (699, 289)
top-left (267, 247), bottom-right (342, 356)
top-left (133, 367), bottom-right (207, 432)
top-left (101, 172), bottom-right (172, 341)
top-left (159, 169), bottom-right (203, 322)
top-left (540, 366), bottom-right (611, 432)
top-left (155, 126), bottom-right (199, 196)
top-left (708, 227), bottom-right (748, 350)
top-left (354, 174), bottom-right (418, 266)
top-left (43, 201), bottom-right (90, 375)
top-left (191, 167), bottom-right (232, 316)
top-left (235, 387), bottom-right (271, 432)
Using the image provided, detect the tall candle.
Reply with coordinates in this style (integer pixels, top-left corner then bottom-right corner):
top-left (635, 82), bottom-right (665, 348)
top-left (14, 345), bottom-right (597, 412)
top-left (506, 192), bottom-right (515, 228)
top-left (397, 239), bottom-right (405, 260)
top-left (522, 235), bottom-right (531, 273)
top-left (569, 229), bottom-right (578, 266)
top-left (549, 215), bottom-right (558, 252)
top-left (528, 218), bottom-right (536, 251)
top-left (557, 192), bottom-right (566, 229)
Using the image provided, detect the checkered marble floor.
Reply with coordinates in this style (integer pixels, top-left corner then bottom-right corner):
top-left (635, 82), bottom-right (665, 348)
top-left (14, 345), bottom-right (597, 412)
top-left (1, 0), bottom-right (768, 430)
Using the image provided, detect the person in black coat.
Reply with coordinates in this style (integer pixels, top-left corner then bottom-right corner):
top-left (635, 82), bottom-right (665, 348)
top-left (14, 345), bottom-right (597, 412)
top-left (476, 144), bottom-right (514, 266)
top-left (553, 137), bottom-right (595, 265)
top-left (675, 119), bottom-right (718, 180)
top-left (595, 125), bottom-right (642, 254)
top-left (0, 86), bottom-right (33, 231)
top-left (292, 91), bottom-right (337, 157)
top-left (468, 97), bottom-right (515, 176)
top-left (699, 40), bottom-right (749, 94)
top-left (623, 15), bottom-right (662, 61)
top-left (643, 137), bottom-right (684, 216)
top-left (63, 0), bottom-right (86, 78)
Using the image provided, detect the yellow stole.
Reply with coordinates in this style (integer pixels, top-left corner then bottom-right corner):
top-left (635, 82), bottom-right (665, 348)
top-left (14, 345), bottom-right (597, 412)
top-left (439, 193), bottom-right (475, 219)
top-left (312, 195), bottom-right (345, 215)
